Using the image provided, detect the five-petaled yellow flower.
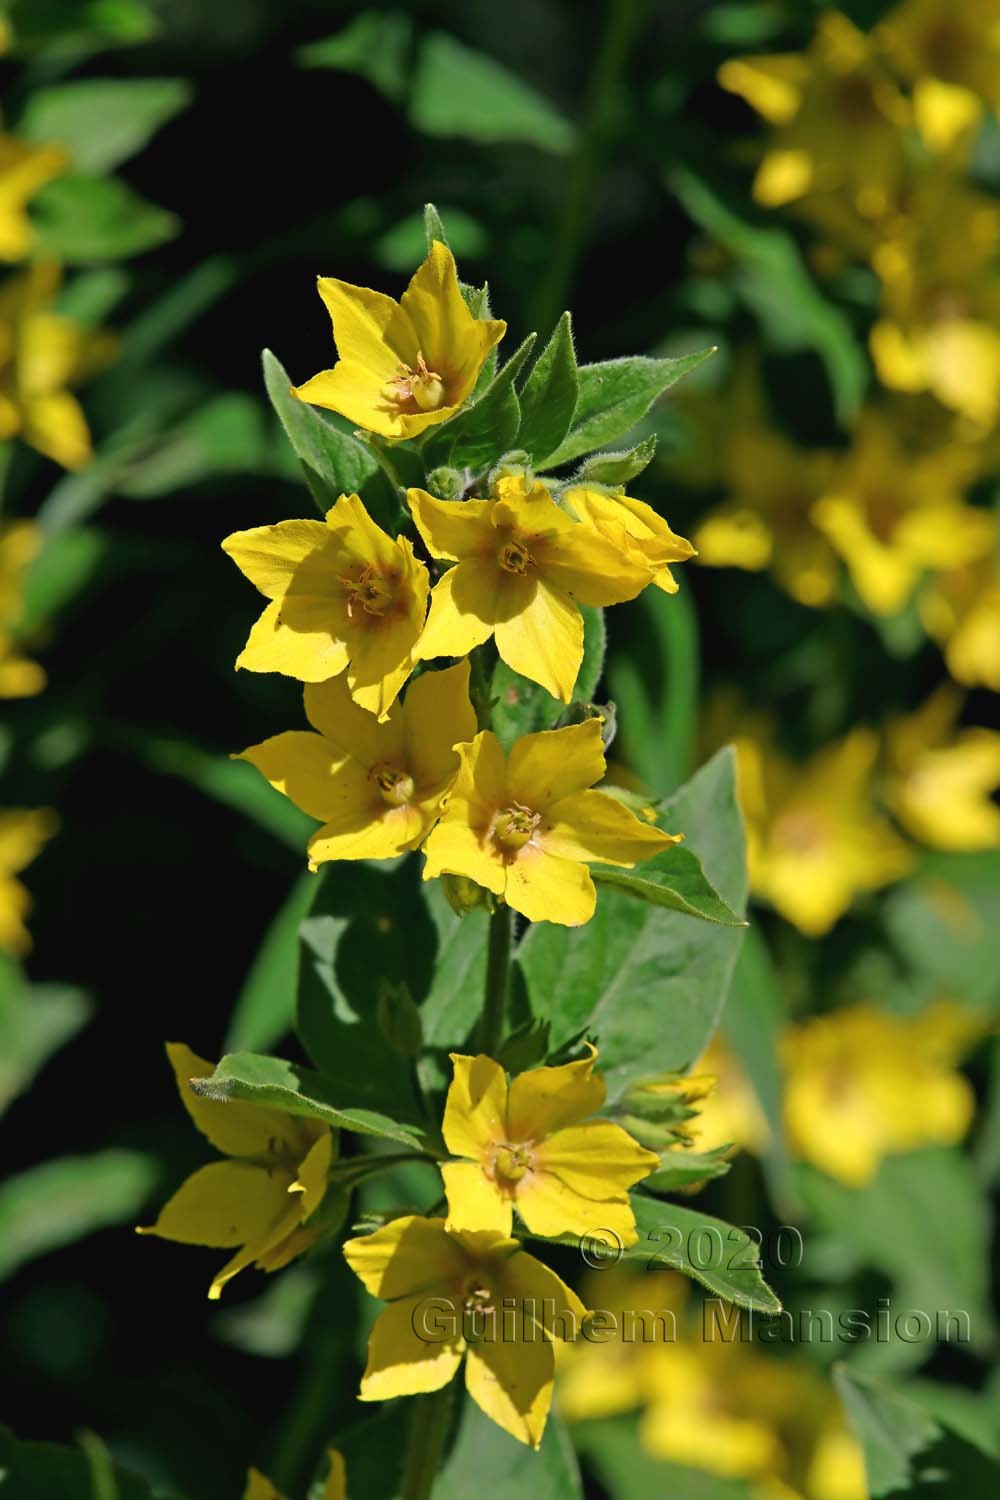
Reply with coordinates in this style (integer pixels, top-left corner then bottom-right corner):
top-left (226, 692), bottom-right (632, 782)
top-left (342, 1213), bottom-right (585, 1448)
top-left (440, 1046), bottom-right (658, 1244)
top-left (0, 807), bottom-right (57, 957)
top-left (563, 485), bottom-right (696, 594)
top-left (292, 240), bottom-right (506, 440)
top-left (222, 493), bottom-right (429, 719)
top-left (137, 1044), bottom-right (334, 1300)
top-left (422, 718), bottom-right (678, 926)
top-left (409, 476), bottom-right (655, 702)
top-left (237, 660), bottom-right (476, 866)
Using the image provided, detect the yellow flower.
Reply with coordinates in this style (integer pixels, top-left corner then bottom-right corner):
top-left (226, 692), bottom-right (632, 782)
top-left (291, 241), bottom-right (506, 440)
top-left (683, 1036), bottom-right (770, 1157)
top-left (877, 0), bottom-right (1000, 152)
top-left (237, 660), bottom-right (475, 866)
top-left (719, 11), bottom-right (909, 217)
top-left (884, 686), bottom-right (1000, 850)
top-left (343, 1213), bottom-right (584, 1448)
top-left (736, 727), bottom-right (912, 936)
top-left (562, 486), bottom-right (695, 594)
top-left (0, 261), bottom-right (113, 469)
top-left (782, 1001), bottom-right (984, 1186)
top-left (810, 409), bottom-right (994, 616)
top-left (0, 128), bottom-right (67, 261)
top-left (440, 1046), bottom-right (658, 1245)
top-left (921, 554), bottom-right (1000, 690)
top-left (0, 519), bottom-right (44, 698)
top-left (422, 719), bottom-right (678, 926)
top-left (137, 1043), bottom-right (334, 1300)
top-left (243, 1452), bottom-right (344, 1500)
top-left (409, 477), bottom-right (655, 702)
top-left (222, 494), bottom-right (429, 719)
top-left (0, 807), bottom-right (56, 956)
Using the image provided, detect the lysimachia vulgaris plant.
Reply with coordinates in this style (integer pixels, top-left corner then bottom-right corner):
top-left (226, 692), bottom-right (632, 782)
top-left (140, 208), bottom-right (776, 1492)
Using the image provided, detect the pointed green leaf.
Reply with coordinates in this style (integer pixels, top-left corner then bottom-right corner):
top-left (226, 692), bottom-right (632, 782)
top-left (19, 78), bottom-right (193, 174)
top-left (423, 201), bottom-right (449, 251)
top-left (642, 1147), bottom-right (732, 1193)
top-left (32, 175), bottom-right (179, 263)
top-left (593, 843), bottom-right (747, 927)
top-left (517, 312), bottom-right (578, 462)
top-left (491, 604), bottom-right (606, 747)
top-left (574, 434), bottom-right (657, 487)
top-left (410, 33), bottom-right (574, 154)
top-left (833, 1367), bottom-right (942, 1497)
top-left (627, 1197), bottom-right (781, 1312)
top-left (444, 333), bottom-right (536, 471)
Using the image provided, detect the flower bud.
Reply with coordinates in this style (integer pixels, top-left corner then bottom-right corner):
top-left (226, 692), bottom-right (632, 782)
top-left (425, 465), bottom-right (465, 500)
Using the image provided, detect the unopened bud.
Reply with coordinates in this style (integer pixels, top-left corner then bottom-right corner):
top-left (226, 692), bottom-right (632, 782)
top-left (425, 466), bottom-right (465, 500)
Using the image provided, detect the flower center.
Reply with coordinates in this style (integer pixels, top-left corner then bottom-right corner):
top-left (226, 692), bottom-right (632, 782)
top-left (492, 1142), bottom-right (534, 1185)
top-left (497, 538), bottom-right (532, 574)
top-left (386, 352), bottom-right (445, 412)
top-left (493, 802), bottom-right (541, 852)
top-left (341, 564), bottom-right (393, 618)
top-left (370, 762), bottom-right (415, 808)
top-left (772, 809), bottom-right (826, 854)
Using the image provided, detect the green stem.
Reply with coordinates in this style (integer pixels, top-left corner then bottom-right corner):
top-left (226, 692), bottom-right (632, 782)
top-left (401, 1382), bottom-right (455, 1500)
top-left (476, 902), bottom-right (512, 1056)
top-left (532, 0), bottom-right (642, 330)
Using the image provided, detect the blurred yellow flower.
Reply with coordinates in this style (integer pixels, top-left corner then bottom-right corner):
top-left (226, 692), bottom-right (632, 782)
top-left (0, 807), bottom-right (56, 956)
top-left (243, 1452), bottom-right (345, 1500)
top-left (921, 553), bottom-right (1000, 690)
top-left (563, 485), bottom-right (695, 594)
top-left (877, 0), bottom-right (1000, 152)
top-left (719, 11), bottom-right (908, 217)
top-left (810, 409), bottom-right (994, 615)
top-left (685, 1035), bottom-right (770, 1157)
top-left (440, 1046), bottom-right (658, 1244)
top-left (0, 519), bottom-right (44, 698)
top-left (292, 240), bottom-right (506, 440)
top-left (343, 1214), bottom-right (585, 1448)
top-left (885, 686), bottom-right (1000, 849)
top-left (0, 127), bottom-right (67, 261)
top-left (409, 477), bottom-right (653, 702)
top-left (783, 1000), bottom-right (984, 1185)
top-left (222, 494), bottom-right (429, 719)
top-left (422, 719), bottom-right (678, 926)
top-left (137, 1043), bottom-right (334, 1300)
top-left (0, 262), bottom-right (112, 469)
top-left (237, 660), bottom-right (475, 867)
top-left (735, 727), bottom-right (912, 936)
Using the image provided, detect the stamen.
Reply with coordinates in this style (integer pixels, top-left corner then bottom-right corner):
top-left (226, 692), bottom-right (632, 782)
top-left (497, 538), bottom-right (532, 575)
top-left (370, 763), bottom-right (415, 808)
top-left (340, 564), bottom-right (393, 618)
top-left (493, 802), bottom-right (541, 853)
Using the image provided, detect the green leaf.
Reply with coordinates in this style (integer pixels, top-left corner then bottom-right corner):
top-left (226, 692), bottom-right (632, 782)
top-left (436, 1402), bottom-right (583, 1497)
top-left (517, 312), bottom-right (578, 463)
top-left (410, 33), bottom-right (574, 154)
top-left (883, 850), bottom-right (1000, 1011)
top-left (518, 749), bottom-right (747, 1101)
top-left (0, 1151), bottom-right (158, 1283)
top-left (18, 78), bottom-right (192, 174)
top-left (573, 435), bottom-right (657, 487)
top-left (0, 1426), bottom-right (161, 1500)
top-left (117, 392), bottom-right (285, 498)
top-left (32, 175), bottom-right (179, 263)
top-left (296, 12), bottom-right (413, 102)
top-left (537, 349), bottom-right (714, 470)
top-left (574, 1416), bottom-right (752, 1500)
top-left (606, 581), bottom-right (700, 793)
top-left (261, 348), bottom-right (386, 521)
top-left (225, 868), bottom-right (317, 1053)
top-left (296, 860), bottom-right (434, 1121)
top-left (641, 1147), bottom-right (732, 1193)
top-left (417, 887), bottom-right (490, 1095)
top-left (445, 333), bottom-right (536, 472)
top-left (376, 208), bottom-right (486, 273)
top-left (833, 1367), bottom-right (942, 1497)
top-left (193, 1051), bottom-right (429, 1151)
top-left (624, 1196), bottom-right (781, 1313)
top-left (491, 604), bottom-right (606, 748)
top-left (797, 1148), bottom-right (996, 1369)
top-left (423, 201), bottom-right (450, 252)
top-left (0, 960), bottom-right (90, 1117)
top-left (592, 843), bottom-right (747, 927)
top-left (21, 528), bottom-right (109, 631)
top-left (669, 167), bottom-right (866, 422)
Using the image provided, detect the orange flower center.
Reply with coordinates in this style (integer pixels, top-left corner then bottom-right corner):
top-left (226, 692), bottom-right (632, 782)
top-left (492, 1142), bottom-right (534, 1185)
top-left (497, 538), bottom-right (533, 574)
top-left (370, 763), bottom-right (415, 807)
top-left (386, 351), bottom-right (446, 412)
top-left (493, 802), bottom-right (541, 852)
top-left (341, 564), bottom-right (394, 618)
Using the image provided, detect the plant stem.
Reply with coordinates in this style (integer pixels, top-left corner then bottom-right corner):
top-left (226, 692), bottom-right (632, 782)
top-left (401, 1382), bottom-right (454, 1500)
top-left (477, 901), bottom-right (512, 1056)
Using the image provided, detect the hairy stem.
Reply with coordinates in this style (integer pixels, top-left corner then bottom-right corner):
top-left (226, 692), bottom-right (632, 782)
top-left (477, 901), bottom-right (512, 1056)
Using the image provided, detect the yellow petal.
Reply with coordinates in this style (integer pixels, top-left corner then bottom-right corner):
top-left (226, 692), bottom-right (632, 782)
top-left (321, 1452), bottom-right (347, 1500)
top-left (407, 490), bottom-right (493, 561)
top-left (506, 1046), bottom-right (604, 1140)
top-left (316, 275), bottom-right (411, 378)
top-left (717, 55), bottom-right (806, 124)
top-left (504, 847), bottom-right (596, 926)
top-left (422, 818), bottom-right (505, 895)
top-left (535, 523), bottom-right (653, 609)
top-left (403, 658), bottom-right (477, 791)
top-left (754, 148), bottom-right (813, 206)
top-left (222, 520), bottom-right (333, 600)
top-left (236, 598), bottom-right (351, 682)
top-left (360, 1293), bottom-right (465, 1402)
top-left (542, 789), bottom-right (678, 866)
top-left (913, 78), bottom-right (981, 153)
top-left (137, 1160), bottom-right (292, 1248)
top-left (507, 719), bottom-right (606, 808)
top-left (243, 1469), bottom-right (283, 1500)
top-left (21, 391), bottom-right (91, 470)
top-left (236, 731), bottom-right (344, 823)
top-left (515, 1173), bottom-right (639, 1245)
top-left (163, 1042), bottom-right (309, 1159)
top-left (308, 800), bottom-right (426, 866)
top-left (537, 1120), bottom-right (659, 1196)
top-left (464, 1319), bottom-right (554, 1449)
top-left (415, 560), bottom-right (509, 662)
top-left (400, 240), bottom-right (506, 403)
top-left (290, 1130), bottom-right (335, 1219)
top-left (442, 1053), bottom-right (509, 1158)
top-left (494, 579), bottom-right (583, 702)
top-left (442, 1160), bottom-right (512, 1236)
top-left (0, 807), bottom-right (57, 877)
top-left (342, 1214), bottom-right (466, 1299)
top-left (304, 671), bottom-right (404, 763)
top-left (208, 1198), bottom-right (305, 1300)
